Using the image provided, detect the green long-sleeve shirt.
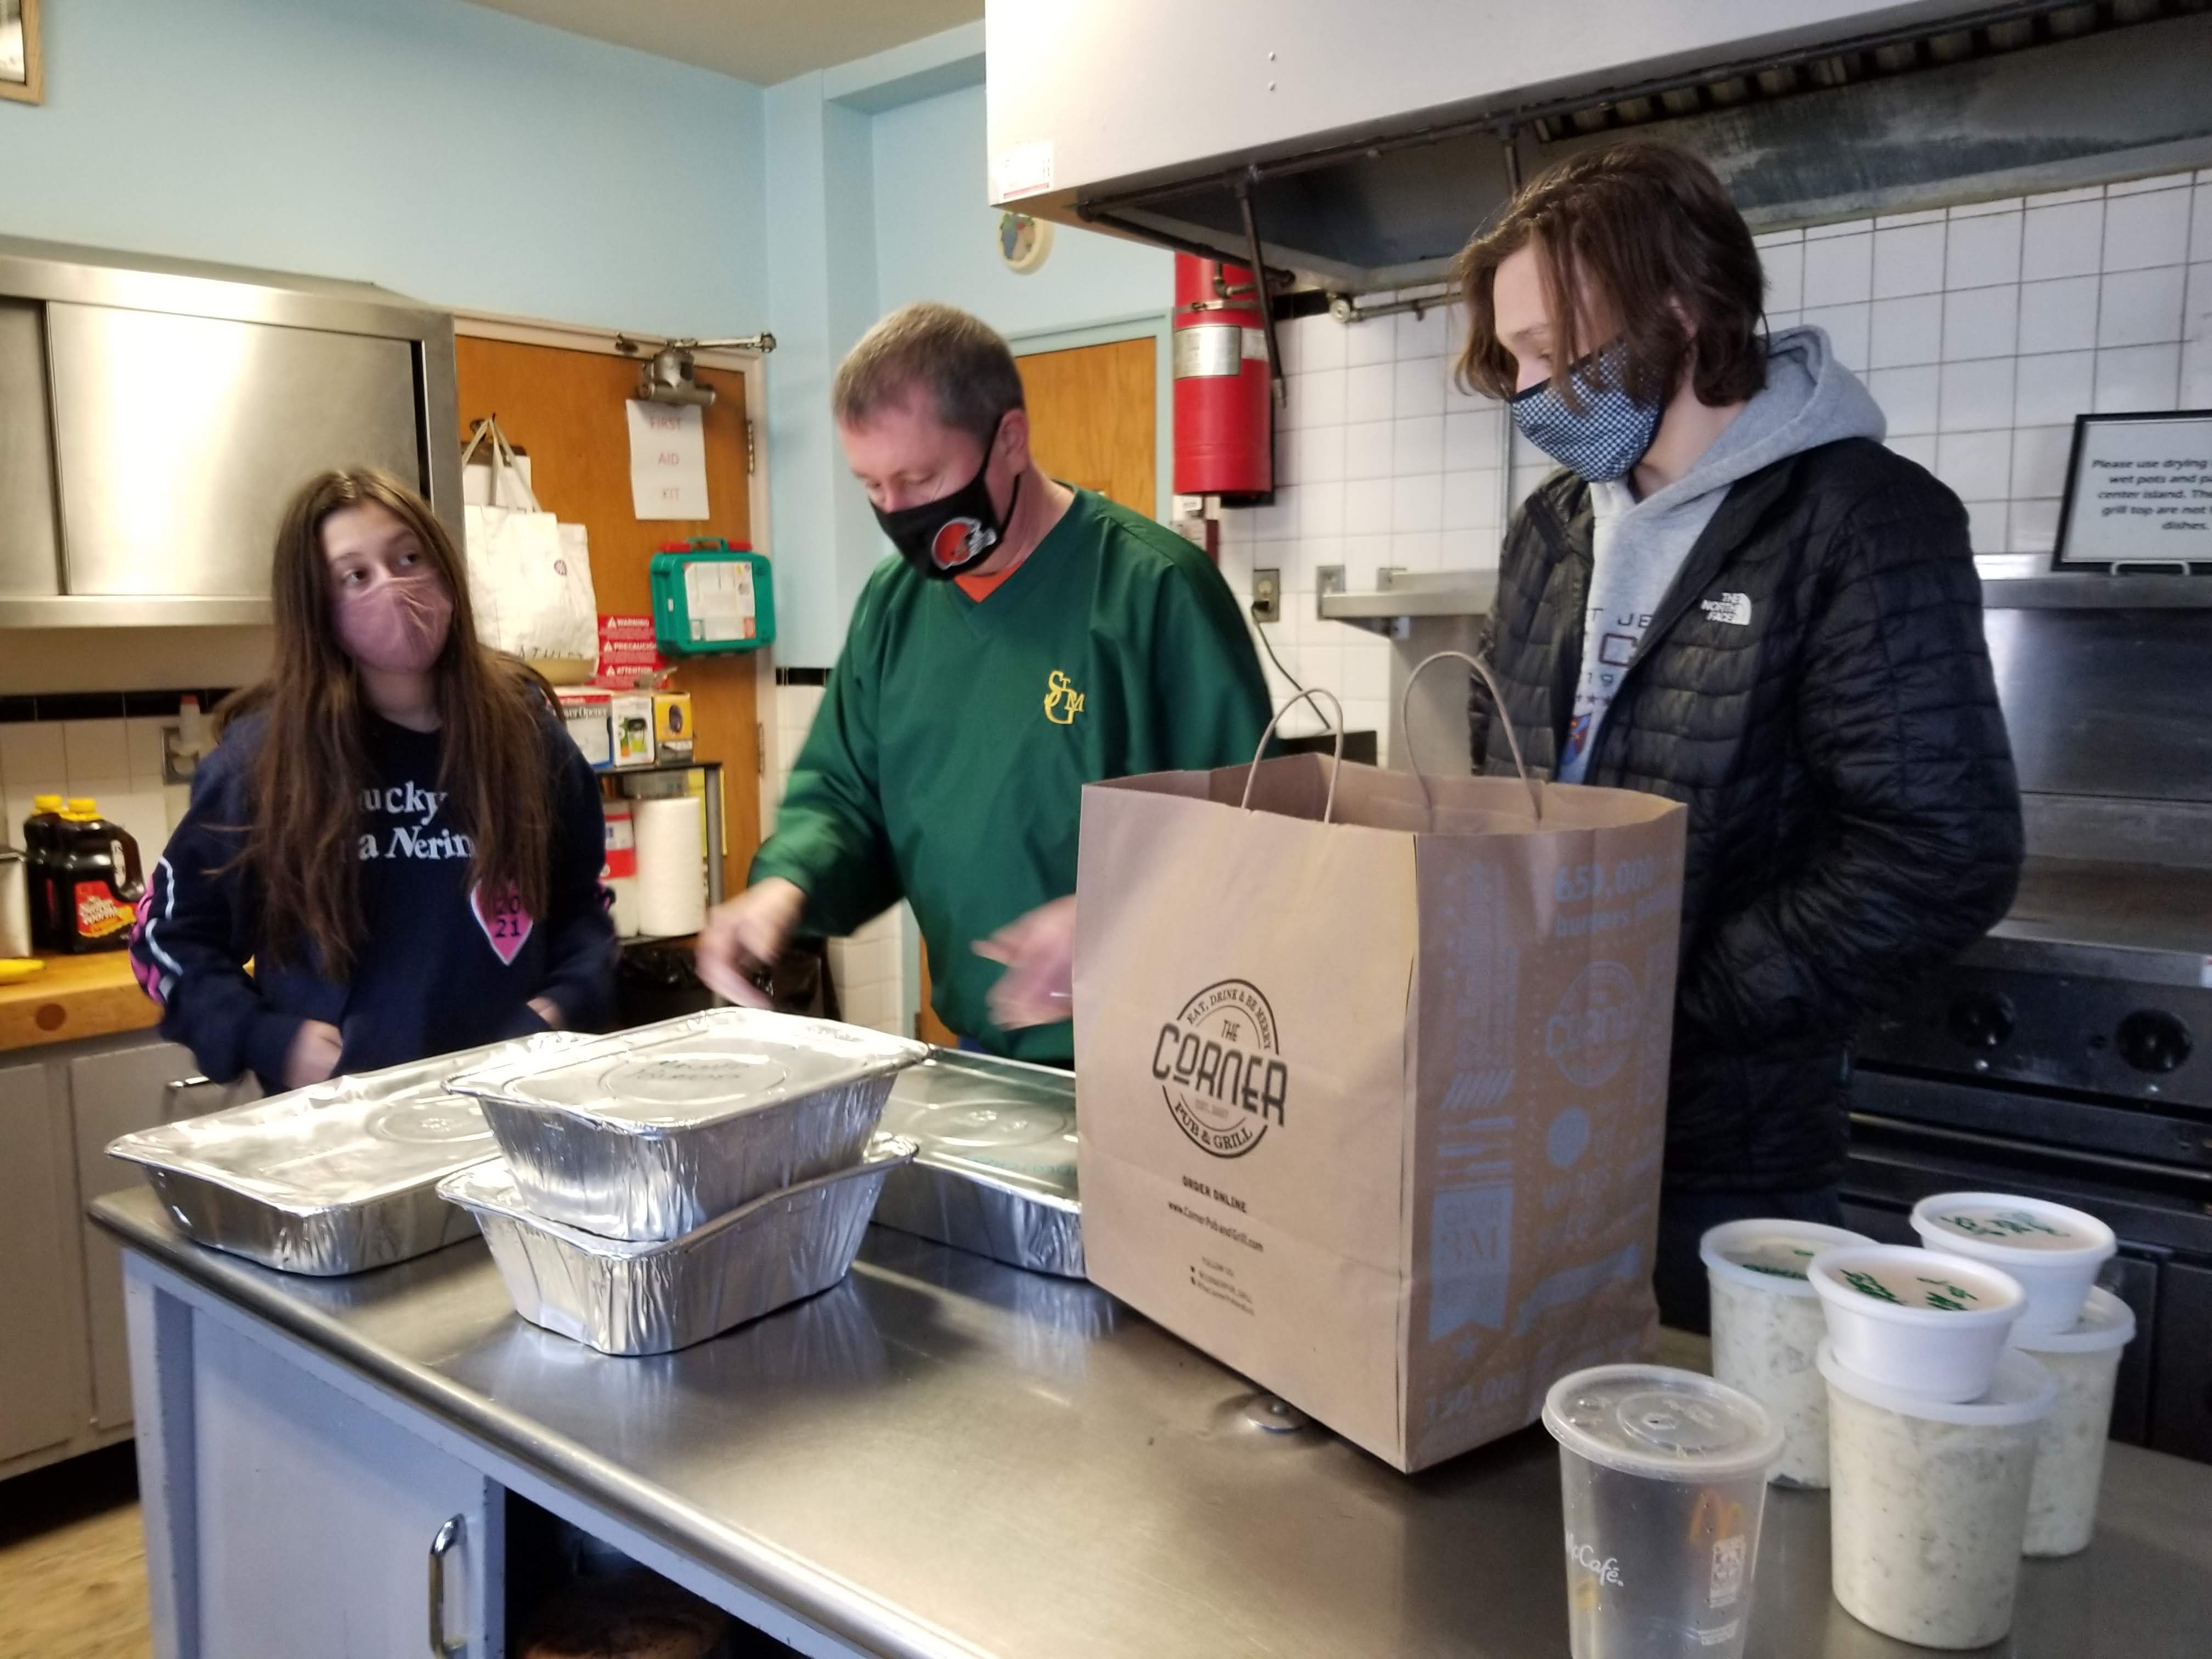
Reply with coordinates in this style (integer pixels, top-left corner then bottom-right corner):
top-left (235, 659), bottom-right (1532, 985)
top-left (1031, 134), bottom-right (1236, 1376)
top-left (752, 488), bottom-right (1272, 1063)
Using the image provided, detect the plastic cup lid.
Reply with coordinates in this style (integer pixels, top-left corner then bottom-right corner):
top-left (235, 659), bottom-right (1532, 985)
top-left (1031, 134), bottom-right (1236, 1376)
top-left (1818, 1341), bottom-right (2057, 1426)
top-left (1543, 1364), bottom-right (1783, 1481)
top-left (2010, 1285), bottom-right (2137, 1354)
top-left (1809, 1244), bottom-right (2024, 1325)
top-left (1911, 1192), bottom-right (2117, 1263)
top-left (1699, 1218), bottom-right (1874, 1297)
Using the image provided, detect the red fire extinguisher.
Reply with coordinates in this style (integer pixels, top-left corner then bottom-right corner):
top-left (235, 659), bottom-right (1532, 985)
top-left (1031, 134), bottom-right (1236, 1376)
top-left (1172, 254), bottom-right (1273, 503)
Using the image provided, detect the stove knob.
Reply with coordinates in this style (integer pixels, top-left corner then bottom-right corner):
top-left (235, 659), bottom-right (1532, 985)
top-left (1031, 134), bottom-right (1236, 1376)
top-left (1947, 992), bottom-right (2015, 1051)
top-left (2117, 1010), bottom-right (2192, 1075)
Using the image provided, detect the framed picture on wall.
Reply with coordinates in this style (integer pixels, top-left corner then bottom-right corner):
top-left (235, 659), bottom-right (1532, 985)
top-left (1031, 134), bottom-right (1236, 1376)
top-left (1, 0), bottom-right (41, 105)
top-left (2050, 409), bottom-right (2212, 573)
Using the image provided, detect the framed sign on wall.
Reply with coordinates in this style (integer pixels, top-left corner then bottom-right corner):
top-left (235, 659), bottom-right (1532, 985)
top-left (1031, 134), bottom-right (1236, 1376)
top-left (2051, 409), bottom-right (2212, 573)
top-left (1, 0), bottom-right (40, 105)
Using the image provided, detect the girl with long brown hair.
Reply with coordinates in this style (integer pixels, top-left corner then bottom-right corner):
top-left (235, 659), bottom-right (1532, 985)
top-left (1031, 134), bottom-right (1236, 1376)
top-left (130, 467), bottom-right (614, 1091)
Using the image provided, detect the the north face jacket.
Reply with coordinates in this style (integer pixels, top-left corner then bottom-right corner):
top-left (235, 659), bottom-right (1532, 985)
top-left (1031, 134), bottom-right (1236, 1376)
top-left (1470, 438), bottom-right (2023, 1191)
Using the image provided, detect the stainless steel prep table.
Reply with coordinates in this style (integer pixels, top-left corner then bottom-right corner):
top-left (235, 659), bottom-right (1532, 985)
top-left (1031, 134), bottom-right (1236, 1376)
top-left (93, 1188), bottom-right (2212, 1659)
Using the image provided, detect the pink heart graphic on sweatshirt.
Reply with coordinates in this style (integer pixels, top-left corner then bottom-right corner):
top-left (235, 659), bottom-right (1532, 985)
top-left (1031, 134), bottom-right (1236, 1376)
top-left (471, 883), bottom-right (535, 966)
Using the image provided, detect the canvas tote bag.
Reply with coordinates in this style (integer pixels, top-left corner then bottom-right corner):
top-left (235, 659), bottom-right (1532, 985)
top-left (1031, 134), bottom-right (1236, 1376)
top-left (459, 416), bottom-right (597, 673)
top-left (1075, 658), bottom-right (1689, 1471)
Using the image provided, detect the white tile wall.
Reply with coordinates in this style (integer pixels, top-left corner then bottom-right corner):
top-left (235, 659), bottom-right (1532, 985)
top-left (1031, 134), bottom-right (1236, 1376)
top-left (0, 711), bottom-right (187, 862)
top-left (1217, 168), bottom-right (2212, 712)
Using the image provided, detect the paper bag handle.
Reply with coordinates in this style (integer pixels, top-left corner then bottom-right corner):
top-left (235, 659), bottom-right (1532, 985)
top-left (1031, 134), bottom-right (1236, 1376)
top-left (459, 415), bottom-right (541, 514)
top-left (1239, 687), bottom-right (1347, 823)
top-left (1400, 651), bottom-right (1542, 824)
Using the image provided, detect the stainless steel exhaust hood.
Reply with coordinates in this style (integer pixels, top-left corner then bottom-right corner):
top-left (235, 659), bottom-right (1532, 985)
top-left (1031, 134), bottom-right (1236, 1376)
top-left (0, 236), bottom-right (459, 629)
top-left (988, 0), bottom-right (2212, 295)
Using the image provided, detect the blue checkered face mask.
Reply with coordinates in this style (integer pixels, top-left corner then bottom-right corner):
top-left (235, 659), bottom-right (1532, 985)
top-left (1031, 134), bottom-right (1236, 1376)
top-left (1509, 341), bottom-right (1664, 483)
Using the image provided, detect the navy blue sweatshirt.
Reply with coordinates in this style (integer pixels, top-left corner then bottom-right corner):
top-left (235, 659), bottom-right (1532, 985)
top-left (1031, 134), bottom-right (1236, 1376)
top-left (130, 708), bottom-right (616, 1091)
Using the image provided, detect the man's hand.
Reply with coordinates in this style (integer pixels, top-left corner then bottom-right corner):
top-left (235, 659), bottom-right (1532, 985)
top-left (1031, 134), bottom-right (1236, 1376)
top-left (696, 878), bottom-right (807, 1008)
top-left (976, 895), bottom-right (1076, 1030)
top-left (283, 1019), bottom-right (343, 1091)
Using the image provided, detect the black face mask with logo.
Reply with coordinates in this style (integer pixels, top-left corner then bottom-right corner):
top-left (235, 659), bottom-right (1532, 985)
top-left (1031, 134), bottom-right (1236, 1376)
top-left (870, 423), bottom-right (1024, 582)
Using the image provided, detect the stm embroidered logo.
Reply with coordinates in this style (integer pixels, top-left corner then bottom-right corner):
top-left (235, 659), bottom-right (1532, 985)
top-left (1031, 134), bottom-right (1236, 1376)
top-left (1700, 591), bottom-right (1752, 627)
top-left (1043, 669), bottom-right (1086, 725)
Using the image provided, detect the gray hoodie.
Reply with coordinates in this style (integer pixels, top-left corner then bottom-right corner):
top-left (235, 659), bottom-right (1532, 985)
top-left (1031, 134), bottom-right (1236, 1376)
top-left (1554, 326), bottom-right (1887, 783)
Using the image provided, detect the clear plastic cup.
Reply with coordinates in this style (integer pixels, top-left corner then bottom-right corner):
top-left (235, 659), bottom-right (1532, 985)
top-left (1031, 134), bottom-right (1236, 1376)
top-left (1911, 1191), bottom-right (2118, 1335)
top-left (1700, 1218), bottom-right (1871, 1487)
top-left (1542, 1364), bottom-right (1784, 1659)
top-left (1820, 1342), bottom-right (2056, 1650)
top-left (2013, 1285), bottom-right (2136, 1556)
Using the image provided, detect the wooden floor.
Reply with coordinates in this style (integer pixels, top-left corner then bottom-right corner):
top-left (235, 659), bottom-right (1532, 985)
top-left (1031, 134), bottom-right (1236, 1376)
top-left (0, 1446), bottom-right (153, 1659)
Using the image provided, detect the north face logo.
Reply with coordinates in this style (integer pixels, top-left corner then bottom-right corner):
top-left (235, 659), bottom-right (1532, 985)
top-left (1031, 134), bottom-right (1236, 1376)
top-left (1700, 592), bottom-right (1752, 627)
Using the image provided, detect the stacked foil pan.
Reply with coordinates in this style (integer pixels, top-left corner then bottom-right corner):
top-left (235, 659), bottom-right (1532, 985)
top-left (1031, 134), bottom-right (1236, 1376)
top-left (870, 1049), bottom-right (1084, 1278)
top-left (106, 1032), bottom-right (584, 1276)
top-left (439, 1138), bottom-right (915, 1356)
top-left (442, 1008), bottom-right (928, 1353)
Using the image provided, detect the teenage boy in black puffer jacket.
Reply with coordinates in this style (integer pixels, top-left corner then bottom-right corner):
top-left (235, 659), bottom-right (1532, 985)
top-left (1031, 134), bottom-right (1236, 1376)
top-left (1453, 143), bottom-right (2023, 1330)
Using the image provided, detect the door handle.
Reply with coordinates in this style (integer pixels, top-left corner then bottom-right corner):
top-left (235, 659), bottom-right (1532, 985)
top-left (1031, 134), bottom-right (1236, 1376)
top-left (427, 1514), bottom-right (465, 1657)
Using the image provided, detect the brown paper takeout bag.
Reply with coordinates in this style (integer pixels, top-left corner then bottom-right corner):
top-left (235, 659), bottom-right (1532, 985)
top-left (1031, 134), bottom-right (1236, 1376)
top-left (1074, 659), bottom-right (1689, 1471)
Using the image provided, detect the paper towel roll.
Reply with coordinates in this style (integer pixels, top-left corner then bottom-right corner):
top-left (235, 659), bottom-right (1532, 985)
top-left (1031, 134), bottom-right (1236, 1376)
top-left (633, 795), bottom-right (707, 938)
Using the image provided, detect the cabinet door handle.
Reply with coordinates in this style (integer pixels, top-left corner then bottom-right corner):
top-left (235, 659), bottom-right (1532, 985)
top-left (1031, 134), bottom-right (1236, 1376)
top-left (427, 1514), bottom-right (465, 1657)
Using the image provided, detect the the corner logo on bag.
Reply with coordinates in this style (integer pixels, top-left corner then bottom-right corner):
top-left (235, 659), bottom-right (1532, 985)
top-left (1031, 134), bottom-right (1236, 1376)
top-left (1700, 591), bottom-right (1752, 627)
top-left (1043, 669), bottom-right (1086, 725)
top-left (1153, 979), bottom-right (1288, 1157)
top-left (1544, 961), bottom-right (1641, 1088)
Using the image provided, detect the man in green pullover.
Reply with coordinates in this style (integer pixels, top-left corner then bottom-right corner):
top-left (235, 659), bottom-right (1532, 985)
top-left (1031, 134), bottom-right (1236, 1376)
top-left (697, 302), bottom-right (1272, 1064)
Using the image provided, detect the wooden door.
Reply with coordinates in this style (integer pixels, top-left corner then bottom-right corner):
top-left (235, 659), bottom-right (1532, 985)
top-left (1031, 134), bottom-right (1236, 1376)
top-left (914, 336), bottom-right (1158, 1045)
top-left (1015, 336), bottom-right (1156, 512)
top-left (454, 337), bottom-right (761, 901)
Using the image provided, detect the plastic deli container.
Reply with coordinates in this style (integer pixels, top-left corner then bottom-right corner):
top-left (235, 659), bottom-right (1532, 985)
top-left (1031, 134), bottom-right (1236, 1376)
top-left (1700, 1220), bottom-right (1871, 1487)
top-left (1808, 1244), bottom-right (2024, 1402)
top-left (1542, 1365), bottom-right (1784, 1659)
top-left (1819, 1342), bottom-right (2055, 1649)
top-left (1910, 1192), bottom-right (2117, 1336)
top-left (2012, 1285), bottom-right (2137, 1557)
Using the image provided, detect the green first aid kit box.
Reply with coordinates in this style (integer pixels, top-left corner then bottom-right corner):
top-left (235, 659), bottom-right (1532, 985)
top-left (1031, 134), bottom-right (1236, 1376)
top-left (650, 541), bottom-right (776, 656)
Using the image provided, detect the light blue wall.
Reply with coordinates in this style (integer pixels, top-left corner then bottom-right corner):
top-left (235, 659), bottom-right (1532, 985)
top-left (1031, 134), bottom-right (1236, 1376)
top-left (0, 0), bottom-right (765, 337)
top-left (765, 66), bottom-right (1175, 664)
top-left (871, 85), bottom-right (1172, 341)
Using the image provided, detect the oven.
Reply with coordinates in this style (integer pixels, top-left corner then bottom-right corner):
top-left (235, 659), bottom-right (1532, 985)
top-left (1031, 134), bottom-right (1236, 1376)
top-left (1846, 575), bottom-right (2212, 1463)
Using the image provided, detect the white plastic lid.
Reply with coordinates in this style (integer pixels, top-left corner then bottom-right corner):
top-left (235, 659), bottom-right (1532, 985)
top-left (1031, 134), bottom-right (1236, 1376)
top-left (1818, 1341), bottom-right (2057, 1427)
top-left (2010, 1285), bottom-right (2138, 1354)
top-left (1700, 1218), bottom-right (1873, 1297)
top-left (1542, 1364), bottom-right (1783, 1481)
top-left (1809, 1244), bottom-right (2024, 1325)
top-left (1911, 1192), bottom-right (2117, 1263)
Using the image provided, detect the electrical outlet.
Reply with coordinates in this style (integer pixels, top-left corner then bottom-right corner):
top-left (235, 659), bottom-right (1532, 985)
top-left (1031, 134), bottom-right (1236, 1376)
top-left (1251, 567), bottom-right (1282, 624)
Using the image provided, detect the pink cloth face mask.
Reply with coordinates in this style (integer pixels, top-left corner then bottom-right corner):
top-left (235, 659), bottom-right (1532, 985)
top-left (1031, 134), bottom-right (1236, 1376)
top-left (332, 573), bottom-right (453, 674)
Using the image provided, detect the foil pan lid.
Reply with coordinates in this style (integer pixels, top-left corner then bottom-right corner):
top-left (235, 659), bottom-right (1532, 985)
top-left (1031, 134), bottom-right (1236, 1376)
top-left (448, 1008), bottom-right (927, 1131)
top-left (106, 1031), bottom-right (585, 1210)
top-left (878, 1051), bottom-right (1078, 1204)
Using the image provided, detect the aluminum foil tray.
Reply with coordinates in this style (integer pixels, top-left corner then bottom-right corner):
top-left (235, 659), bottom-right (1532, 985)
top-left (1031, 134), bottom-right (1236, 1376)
top-left (869, 1050), bottom-right (1084, 1278)
top-left (105, 1034), bottom-right (584, 1277)
top-left (438, 1137), bottom-right (917, 1355)
top-left (447, 1008), bottom-right (928, 1240)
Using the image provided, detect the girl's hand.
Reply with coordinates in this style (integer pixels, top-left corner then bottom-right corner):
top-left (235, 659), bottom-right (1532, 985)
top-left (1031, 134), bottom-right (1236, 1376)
top-left (283, 1020), bottom-right (343, 1091)
top-left (528, 996), bottom-right (565, 1030)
